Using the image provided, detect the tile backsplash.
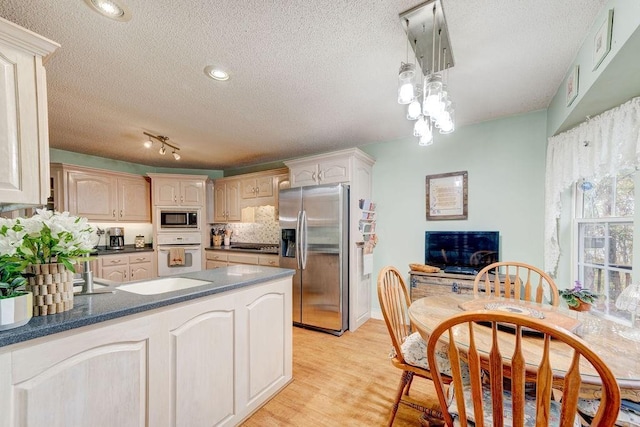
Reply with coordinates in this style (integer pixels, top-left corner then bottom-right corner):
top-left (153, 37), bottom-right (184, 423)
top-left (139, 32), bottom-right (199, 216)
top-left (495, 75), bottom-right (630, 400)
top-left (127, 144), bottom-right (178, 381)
top-left (212, 205), bottom-right (280, 244)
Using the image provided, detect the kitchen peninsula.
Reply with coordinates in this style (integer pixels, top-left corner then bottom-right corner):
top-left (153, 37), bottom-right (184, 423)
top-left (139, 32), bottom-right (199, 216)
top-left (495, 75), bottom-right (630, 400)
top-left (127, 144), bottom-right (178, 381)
top-left (0, 266), bottom-right (294, 427)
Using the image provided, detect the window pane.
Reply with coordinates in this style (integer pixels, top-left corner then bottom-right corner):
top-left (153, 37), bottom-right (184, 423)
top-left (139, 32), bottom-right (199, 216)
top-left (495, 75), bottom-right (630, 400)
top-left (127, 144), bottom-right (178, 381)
top-left (580, 223), bottom-right (605, 265)
top-left (609, 223), bottom-right (633, 268)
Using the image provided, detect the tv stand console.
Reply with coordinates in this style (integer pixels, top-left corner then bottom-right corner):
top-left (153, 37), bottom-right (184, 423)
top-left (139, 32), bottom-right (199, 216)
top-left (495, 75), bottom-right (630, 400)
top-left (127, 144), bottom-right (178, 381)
top-left (408, 270), bottom-right (504, 303)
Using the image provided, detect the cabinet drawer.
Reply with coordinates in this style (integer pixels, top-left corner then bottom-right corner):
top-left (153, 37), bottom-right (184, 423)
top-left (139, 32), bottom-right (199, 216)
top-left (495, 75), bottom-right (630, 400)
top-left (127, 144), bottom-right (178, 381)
top-left (129, 253), bottom-right (153, 264)
top-left (206, 260), bottom-right (228, 270)
top-left (258, 255), bottom-right (279, 267)
top-left (206, 251), bottom-right (228, 261)
top-left (101, 255), bottom-right (129, 267)
top-left (228, 253), bottom-right (259, 265)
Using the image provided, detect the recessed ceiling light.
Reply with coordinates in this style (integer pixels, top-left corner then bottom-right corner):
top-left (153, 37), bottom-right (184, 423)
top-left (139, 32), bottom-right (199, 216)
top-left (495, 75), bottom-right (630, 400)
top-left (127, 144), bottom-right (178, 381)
top-left (84, 0), bottom-right (132, 22)
top-left (204, 65), bottom-right (230, 81)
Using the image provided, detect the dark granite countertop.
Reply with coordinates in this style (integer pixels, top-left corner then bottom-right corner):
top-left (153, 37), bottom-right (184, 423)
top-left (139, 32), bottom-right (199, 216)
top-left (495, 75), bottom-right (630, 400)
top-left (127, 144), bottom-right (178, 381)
top-left (92, 244), bottom-right (154, 256)
top-left (0, 266), bottom-right (294, 348)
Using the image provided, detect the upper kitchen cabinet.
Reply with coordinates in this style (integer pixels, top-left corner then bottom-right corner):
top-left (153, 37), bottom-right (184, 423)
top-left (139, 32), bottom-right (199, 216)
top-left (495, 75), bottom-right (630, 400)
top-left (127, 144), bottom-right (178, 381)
top-left (148, 174), bottom-right (207, 207)
top-left (51, 163), bottom-right (151, 222)
top-left (285, 150), bottom-right (365, 187)
top-left (241, 175), bottom-right (273, 199)
top-left (147, 173), bottom-right (208, 207)
top-left (213, 178), bottom-right (241, 222)
top-left (0, 18), bottom-right (59, 208)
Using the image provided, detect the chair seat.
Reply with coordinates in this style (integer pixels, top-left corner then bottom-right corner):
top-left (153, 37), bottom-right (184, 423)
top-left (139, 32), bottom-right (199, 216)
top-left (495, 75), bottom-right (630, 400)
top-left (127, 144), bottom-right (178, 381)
top-left (577, 398), bottom-right (640, 426)
top-left (448, 383), bottom-right (581, 427)
top-left (391, 332), bottom-right (452, 373)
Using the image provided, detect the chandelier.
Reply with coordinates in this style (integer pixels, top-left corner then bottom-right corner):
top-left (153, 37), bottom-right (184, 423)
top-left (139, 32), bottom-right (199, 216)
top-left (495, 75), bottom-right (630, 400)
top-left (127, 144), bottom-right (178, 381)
top-left (398, 0), bottom-right (455, 146)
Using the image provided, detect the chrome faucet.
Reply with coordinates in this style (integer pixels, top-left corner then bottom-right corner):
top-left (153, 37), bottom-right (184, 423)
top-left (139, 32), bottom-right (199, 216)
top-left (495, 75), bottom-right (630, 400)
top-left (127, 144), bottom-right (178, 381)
top-left (75, 254), bottom-right (114, 295)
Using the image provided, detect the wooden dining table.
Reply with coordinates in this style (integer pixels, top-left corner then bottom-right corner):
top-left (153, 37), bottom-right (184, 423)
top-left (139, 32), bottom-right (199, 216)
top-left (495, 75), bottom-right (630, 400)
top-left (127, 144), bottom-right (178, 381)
top-left (408, 293), bottom-right (640, 402)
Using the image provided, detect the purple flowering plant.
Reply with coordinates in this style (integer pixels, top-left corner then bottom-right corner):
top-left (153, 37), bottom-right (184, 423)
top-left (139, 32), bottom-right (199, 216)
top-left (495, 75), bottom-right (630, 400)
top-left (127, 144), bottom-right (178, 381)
top-left (559, 280), bottom-right (599, 308)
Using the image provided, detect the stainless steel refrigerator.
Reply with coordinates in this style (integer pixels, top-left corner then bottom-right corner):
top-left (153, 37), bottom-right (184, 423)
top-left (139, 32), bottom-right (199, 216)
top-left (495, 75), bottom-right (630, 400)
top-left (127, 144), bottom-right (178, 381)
top-left (279, 183), bottom-right (349, 336)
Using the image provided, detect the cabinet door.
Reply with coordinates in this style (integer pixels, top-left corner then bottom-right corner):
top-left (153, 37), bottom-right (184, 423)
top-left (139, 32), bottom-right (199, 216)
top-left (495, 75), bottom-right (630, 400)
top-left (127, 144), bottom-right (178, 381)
top-left (241, 178), bottom-right (258, 199)
top-left (118, 176), bottom-right (151, 222)
top-left (101, 265), bottom-right (128, 282)
top-left (225, 180), bottom-right (241, 221)
top-left (289, 164), bottom-right (319, 187)
top-left (153, 178), bottom-right (180, 206)
top-left (67, 171), bottom-right (117, 220)
top-left (317, 157), bottom-right (350, 184)
top-left (213, 184), bottom-right (227, 222)
top-left (179, 180), bottom-right (204, 206)
top-left (130, 262), bottom-right (153, 281)
top-left (0, 34), bottom-right (54, 206)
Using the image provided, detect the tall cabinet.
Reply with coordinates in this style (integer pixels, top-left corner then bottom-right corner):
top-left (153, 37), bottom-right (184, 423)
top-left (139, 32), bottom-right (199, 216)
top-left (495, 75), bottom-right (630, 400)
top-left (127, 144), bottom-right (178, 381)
top-left (0, 18), bottom-right (59, 208)
top-left (284, 148), bottom-right (375, 332)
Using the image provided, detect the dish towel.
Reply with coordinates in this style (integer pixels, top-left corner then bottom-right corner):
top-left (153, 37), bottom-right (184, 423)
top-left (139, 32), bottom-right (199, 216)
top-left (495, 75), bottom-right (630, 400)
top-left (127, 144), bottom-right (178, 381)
top-left (169, 247), bottom-right (185, 266)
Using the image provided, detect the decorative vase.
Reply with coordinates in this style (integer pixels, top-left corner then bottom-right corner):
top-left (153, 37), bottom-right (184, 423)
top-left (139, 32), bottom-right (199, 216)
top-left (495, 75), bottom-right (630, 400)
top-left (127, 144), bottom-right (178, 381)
top-left (569, 300), bottom-right (591, 312)
top-left (25, 263), bottom-right (74, 316)
top-left (0, 292), bottom-right (33, 330)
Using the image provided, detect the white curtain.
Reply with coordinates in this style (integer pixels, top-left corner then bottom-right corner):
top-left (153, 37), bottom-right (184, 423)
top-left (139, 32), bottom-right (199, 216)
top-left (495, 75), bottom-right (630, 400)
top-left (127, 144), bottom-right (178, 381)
top-left (544, 96), bottom-right (640, 274)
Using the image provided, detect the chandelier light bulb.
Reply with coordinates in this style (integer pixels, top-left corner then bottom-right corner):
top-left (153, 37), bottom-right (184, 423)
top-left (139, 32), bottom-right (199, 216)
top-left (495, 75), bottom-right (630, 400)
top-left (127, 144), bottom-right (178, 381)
top-left (413, 115), bottom-right (428, 137)
top-left (173, 151), bottom-right (181, 160)
top-left (143, 139), bottom-right (152, 148)
top-left (438, 108), bottom-right (455, 134)
top-left (397, 63), bottom-right (416, 104)
top-left (407, 99), bottom-right (421, 120)
top-left (419, 132), bottom-right (434, 146)
top-left (422, 74), bottom-right (443, 116)
top-left (159, 145), bottom-right (166, 155)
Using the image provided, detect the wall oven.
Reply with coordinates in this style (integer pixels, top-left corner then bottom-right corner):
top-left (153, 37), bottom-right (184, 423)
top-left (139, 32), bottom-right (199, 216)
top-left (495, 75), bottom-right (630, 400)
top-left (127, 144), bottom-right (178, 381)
top-left (156, 233), bottom-right (202, 276)
top-left (158, 209), bottom-right (199, 230)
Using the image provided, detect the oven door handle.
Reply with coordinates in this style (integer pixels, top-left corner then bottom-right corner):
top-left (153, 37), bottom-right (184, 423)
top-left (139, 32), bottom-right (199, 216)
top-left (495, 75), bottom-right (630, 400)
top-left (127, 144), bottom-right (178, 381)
top-left (158, 246), bottom-right (201, 251)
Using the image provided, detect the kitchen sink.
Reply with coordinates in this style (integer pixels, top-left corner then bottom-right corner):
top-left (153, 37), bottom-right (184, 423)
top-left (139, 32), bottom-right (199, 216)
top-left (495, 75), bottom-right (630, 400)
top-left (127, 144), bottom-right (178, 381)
top-left (117, 277), bottom-right (212, 295)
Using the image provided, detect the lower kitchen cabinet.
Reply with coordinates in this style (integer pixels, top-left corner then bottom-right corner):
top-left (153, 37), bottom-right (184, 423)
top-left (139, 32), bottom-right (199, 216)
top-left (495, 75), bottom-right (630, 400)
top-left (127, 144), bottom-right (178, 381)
top-left (0, 276), bottom-right (292, 427)
top-left (206, 250), bottom-right (279, 269)
top-left (98, 253), bottom-right (155, 282)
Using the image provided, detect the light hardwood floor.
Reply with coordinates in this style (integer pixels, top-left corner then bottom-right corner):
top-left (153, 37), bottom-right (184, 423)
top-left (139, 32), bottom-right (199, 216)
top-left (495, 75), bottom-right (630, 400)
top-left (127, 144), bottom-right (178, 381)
top-left (241, 319), bottom-right (440, 426)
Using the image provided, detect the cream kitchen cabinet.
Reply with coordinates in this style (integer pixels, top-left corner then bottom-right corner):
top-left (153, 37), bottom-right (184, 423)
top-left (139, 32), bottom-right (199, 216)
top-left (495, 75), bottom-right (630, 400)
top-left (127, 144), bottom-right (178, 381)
top-left (0, 275), bottom-right (292, 427)
top-left (241, 175), bottom-right (274, 199)
top-left (213, 178), bottom-right (241, 222)
top-left (97, 252), bottom-right (155, 283)
top-left (205, 250), bottom-right (279, 269)
top-left (0, 18), bottom-right (58, 208)
top-left (205, 250), bottom-right (228, 269)
top-left (50, 163), bottom-right (151, 222)
top-left (149, 174), bottom-right (207, 207)
top-left (286, 153), bottom-right (351, 187)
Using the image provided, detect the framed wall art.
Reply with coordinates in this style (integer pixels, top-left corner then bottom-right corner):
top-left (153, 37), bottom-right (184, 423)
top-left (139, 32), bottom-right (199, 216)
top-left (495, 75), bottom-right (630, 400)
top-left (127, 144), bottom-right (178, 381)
top-left (426, 171), bottom-right (468, 220)
top-left (593, 9), bottom-right (614, 70)
top-left (566, 65), bottom-right (579, 107)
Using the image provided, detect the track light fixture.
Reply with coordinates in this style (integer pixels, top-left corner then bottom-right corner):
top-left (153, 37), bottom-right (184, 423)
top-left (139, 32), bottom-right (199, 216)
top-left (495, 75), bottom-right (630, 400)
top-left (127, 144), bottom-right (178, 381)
top-left (143, 132), bottom-right (181, 161)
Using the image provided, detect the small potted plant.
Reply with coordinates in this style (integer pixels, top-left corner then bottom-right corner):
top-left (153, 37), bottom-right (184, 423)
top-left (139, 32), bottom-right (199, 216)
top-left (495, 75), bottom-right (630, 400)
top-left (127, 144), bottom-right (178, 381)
top-left (0, 256), bottom-right (31, 330)
top-left (559, 280), bottom-right (598, 311)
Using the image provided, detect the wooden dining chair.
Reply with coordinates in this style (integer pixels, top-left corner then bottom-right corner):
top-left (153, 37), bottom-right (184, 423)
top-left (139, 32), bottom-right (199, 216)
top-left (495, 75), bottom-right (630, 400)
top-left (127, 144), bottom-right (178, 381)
top-left (426, 310), bottom-right (621, 427)
top-left (377, 266), bottom-right (452, 426)
top-left (474, 261), bottom-right (560, 306)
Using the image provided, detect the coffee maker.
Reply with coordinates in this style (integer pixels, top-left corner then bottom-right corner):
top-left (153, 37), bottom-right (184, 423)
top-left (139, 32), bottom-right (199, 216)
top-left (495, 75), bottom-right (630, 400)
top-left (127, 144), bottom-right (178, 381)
top-left (107, 227), bottom-right (125, 250)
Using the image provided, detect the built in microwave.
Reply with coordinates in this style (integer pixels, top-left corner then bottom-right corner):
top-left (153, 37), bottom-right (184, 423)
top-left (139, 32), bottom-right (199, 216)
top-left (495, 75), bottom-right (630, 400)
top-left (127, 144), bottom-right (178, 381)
top-left (159, 210), bottom-right (199, 229)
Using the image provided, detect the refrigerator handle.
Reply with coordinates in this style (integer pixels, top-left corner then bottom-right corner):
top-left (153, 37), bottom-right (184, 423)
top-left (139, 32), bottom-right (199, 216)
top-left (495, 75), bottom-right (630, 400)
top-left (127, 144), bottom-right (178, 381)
top-left (301, 210), bottom-right (308, 270)
top-left (295, 210), bottom-right (302, 269)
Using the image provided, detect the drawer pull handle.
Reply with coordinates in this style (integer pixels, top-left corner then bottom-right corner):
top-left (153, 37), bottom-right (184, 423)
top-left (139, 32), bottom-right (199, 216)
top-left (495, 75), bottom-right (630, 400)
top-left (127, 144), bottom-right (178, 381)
top-left (111, 260), bottom-right (121, 264)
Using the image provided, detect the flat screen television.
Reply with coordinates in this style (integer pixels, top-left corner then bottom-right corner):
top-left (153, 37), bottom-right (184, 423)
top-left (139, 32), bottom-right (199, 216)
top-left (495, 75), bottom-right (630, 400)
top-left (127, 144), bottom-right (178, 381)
top-left (425, 231), bottom-right (499, 275)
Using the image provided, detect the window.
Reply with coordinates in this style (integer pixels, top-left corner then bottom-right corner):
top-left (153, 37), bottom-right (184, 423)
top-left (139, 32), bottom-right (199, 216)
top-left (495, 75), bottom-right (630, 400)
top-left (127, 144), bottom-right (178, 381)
top-left (575, 171), bottom-right (634, 323)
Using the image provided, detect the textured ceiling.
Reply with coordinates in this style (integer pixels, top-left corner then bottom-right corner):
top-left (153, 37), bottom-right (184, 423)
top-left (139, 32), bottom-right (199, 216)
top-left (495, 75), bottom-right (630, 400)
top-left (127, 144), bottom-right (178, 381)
top-left (0, 0), bottom-right (607, 169)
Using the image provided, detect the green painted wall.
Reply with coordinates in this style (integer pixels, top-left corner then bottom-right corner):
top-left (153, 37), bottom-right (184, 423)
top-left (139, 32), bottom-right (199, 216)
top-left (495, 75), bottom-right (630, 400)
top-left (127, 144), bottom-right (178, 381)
top-left (50, 148), bottom-right (224, 178)
top-left (361, 110), bottom-right (548, 316)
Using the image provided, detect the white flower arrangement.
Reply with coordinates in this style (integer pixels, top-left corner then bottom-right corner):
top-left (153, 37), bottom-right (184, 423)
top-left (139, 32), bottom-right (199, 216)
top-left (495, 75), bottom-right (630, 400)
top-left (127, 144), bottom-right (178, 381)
top-left (0, 210), bottom-right (95, 297)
